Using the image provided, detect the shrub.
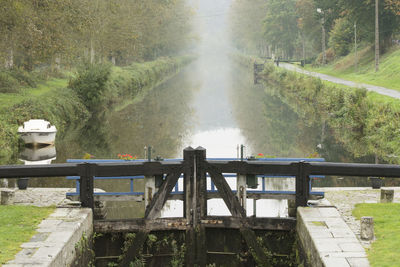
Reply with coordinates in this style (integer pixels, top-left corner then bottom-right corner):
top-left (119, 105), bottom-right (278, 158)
top-left (0, 72), bottom-right (19, 93)
top-left (68, 63), bottom-right (112, 112)
top-left (8, 68), bottom-right (37, 87)
top-left (329, 17), bottom-right (353, 57)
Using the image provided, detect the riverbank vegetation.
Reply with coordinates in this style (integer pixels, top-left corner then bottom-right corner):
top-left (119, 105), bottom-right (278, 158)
top-left (0, 56), bottom-right (194, 164)
top-left (259, 62), bottom-right (400, 163)
top-left (0, 205), bottom-right (55, 265)
top-left (353, 203), bottom-right (400, 267)
top-left (0, 0), bottom-right (195, 164)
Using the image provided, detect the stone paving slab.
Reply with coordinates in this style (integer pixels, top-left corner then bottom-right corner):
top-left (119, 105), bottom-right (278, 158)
top-left (3, 208), bottom-right (92, 267)
top-left (297, 206), bottom-right (370, 267)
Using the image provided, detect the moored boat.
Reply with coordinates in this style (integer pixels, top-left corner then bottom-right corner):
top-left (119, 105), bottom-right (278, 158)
top-left (17, 119), bottom-right (57, 146)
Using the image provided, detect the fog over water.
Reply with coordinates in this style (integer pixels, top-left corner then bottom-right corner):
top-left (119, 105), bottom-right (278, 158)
top-left (162, 0), bottom-right (289, 218)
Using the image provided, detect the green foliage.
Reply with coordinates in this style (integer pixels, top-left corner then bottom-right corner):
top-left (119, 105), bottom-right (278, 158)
top-left (0, 72), bottom-right (19, 93)
top-left (263, 0), bottom-right (299, 58)
top-left (328, 18), bottom-right (353, 56)
top-left (0, 0), bottom-right (193, 70)
top-left (352, 203), bottom-right (400, 267)
top-left (0, 206), bottom-right (55, 264)
top-left (260, 60), bottom-right (400, 162)
top-left (69, 63), bottom-right (112, 112)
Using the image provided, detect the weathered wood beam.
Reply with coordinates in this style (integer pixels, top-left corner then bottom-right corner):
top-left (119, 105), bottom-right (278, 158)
top-left (308, 162), bottom-right (400, 177)
top-left (183, 147), bottom-right (195, 222)
top-left (94, 217), bottom-right (296, 233)
top-left (118, 229), bottom-right (149, 267)
top-left (207, 163), bottom-right (246, 218)
top-left (195, 147), bottom-right (207, 221)
top-left (79, 163), bottom-right (94, 210)
top-left (94, 162), bottom-right (183, 177)
top-left (144, 171), bottom-right (182, 219)
top-left (0, 163), bottom-right (80, 178)
top-left (295, 162), bottom-right (309, 208)
top-left (95, 194), bottom-right (143, 202)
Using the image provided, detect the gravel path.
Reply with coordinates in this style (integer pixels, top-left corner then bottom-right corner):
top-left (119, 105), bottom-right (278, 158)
top-left (280, 63), bottom-right (400, 99)
top-left (314, 187), bottom-right (400, 248)
top-left (0, 187), bottom-right (75, 207)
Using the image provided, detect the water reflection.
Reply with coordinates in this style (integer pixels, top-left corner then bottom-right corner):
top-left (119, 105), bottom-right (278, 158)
top-left (19, 145), bottom-right (56, 165)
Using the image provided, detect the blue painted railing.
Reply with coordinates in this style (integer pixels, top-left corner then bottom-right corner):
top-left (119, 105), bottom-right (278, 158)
top-left (66, 158), bottom-right (325, 198)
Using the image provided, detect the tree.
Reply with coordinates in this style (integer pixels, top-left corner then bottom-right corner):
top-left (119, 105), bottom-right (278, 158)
top-left (263, 0), bottom-right (299, 58)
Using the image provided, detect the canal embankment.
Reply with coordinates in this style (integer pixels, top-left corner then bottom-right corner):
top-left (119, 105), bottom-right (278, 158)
top-left (4, 187), bottom-right (395, 266)
top-left (0, 56), bottom-right (194, 165)
top-left (233, 53), bottom-right (400, 165)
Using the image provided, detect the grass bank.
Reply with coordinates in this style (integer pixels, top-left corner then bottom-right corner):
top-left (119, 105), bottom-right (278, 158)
top-left (0, 205), bottom-right (55, 265)
top-left (304, 46), bottom-right (400, 91)
top-left (353, 203), bottom-right (400, 267)
top-left (0, 56), bottom-right (194, 164)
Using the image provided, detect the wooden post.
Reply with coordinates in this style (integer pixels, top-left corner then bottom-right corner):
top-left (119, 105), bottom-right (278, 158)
top-left (237, 174), bottom-right (247, 211)
top-left (184, 147), bottom-right (196, 266)
top-left (144, 175), bottom-right (156, 209)
top-left (295, 161), bottom-right (309, 209)
top-left (79, 163), bottom-right (94, 210)
top-left (195, 147), bottom-right (207, 266)
top-left (184, 147), bottom-right (195, 223)
top-left (195, 147), bottom-right (207, 221)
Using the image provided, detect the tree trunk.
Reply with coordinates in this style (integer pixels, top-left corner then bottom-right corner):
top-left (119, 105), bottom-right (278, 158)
top-left (4, 48), bottom-right (14, 69)
top-left (90, 39), bottom-right (95, 64)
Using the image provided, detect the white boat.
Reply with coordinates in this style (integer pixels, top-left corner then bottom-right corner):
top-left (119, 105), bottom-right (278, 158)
top-left (18, 119), bottom-right (57, 146)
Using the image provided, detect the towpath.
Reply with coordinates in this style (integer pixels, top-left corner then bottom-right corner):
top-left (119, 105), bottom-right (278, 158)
top-left (280, 63), bottom-right (400, 99)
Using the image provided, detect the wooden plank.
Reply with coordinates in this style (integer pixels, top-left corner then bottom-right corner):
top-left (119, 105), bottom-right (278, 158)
top-left (240, 227), bottom-right (272, 267)
top-left (94, 217), bottom-right (296, 233)
top-left (94, 218), bottom-right (187, 232)
top-left (201, 217), bottom-right (296, 231)
top-left (207, 163), bottom-right (246, 218)
top-left (0, 163), bottom-right (80, 178)
top-left (144, 171), bottom-right (182, 219)
top-left (184, 147), bottom-right (195, 223)
top-left (195, 147), bottom-right (207, 221)
top-left (95, 195), bottom-right (143, 202)
top-left (308, 162), bottom-right (400, 177)
top-left (185, 226), bottom-right (196, 266)
top-left (118, 229), bottom-right (149, 267)
top-left (94, 162), bottom-right (183, 177)
top-left (196, 225), bottom-right (207, 266)
top-left (237, 174), bottom-right (247, 209)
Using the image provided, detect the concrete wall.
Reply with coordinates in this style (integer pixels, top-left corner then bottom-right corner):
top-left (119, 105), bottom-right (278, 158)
top-left (297, 207), bottom-right (369, 267)
top-left (4, 208), bottom-right (93, 267)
